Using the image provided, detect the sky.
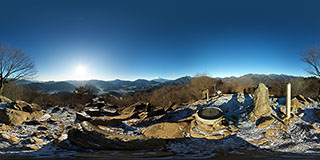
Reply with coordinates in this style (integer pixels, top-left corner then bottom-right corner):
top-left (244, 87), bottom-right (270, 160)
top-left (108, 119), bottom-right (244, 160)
top-left (1, 0), bottom-right (320, 81)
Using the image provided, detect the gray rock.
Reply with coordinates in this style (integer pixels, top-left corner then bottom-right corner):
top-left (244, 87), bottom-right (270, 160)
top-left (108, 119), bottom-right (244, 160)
top-left (68, 121), bottom-right (166, 150)
top-left (252, 83), bottom-right (271, 119)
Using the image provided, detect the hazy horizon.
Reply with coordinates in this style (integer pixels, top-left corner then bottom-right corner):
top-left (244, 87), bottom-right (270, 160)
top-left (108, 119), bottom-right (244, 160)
top-left (1, 0), bottom-right (318, 81)
top-left (26, 72), bottom-right (304, 83)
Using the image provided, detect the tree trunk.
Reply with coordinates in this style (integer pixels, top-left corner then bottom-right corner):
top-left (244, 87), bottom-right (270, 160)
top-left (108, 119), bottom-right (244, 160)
top-left (0, 82), bottom-right (3, 95)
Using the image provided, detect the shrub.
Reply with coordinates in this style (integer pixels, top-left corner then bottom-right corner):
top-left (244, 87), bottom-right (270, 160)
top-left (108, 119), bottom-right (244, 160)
top-left (291, 77), bottom-right (320, 97)
top-left (105, 76), bottom-right (224, 108)
top-left (2, 82), bottom-right (24, 101)
top-left (268, 80), bottom-right (286, 97)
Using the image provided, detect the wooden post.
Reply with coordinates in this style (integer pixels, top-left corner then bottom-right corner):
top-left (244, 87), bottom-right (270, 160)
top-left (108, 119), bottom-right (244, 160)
top-left (286, 83), bottom-right (291, 119)
top-left (206, 89), bottom-right (209, 101)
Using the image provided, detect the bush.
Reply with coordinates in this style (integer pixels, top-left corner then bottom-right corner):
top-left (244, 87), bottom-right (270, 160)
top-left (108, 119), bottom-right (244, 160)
top-left (105, 76), bottom-right (224, 108)
top-left (2, 82), bottom-right (24, 101)
top-left (268, 80), bottom-right (287, 97)
top-left (291, 77), bottom-right (320, 97)
top-left (19, 85), bottom-right (95, 107)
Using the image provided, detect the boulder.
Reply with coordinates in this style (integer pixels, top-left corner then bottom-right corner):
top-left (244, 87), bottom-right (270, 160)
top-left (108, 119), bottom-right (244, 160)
top-left (138, 112), bottom-right (149, 119)
top-left (29, 111), bottom-right (44, 120)
top-left (171, 104), bottom-right (180, 110)
top-left (229, 124), bottom-right (239, 132)
top-left (142, 122), bottom-right (189, 139)
top-left (0, 95), bottom-right (12, 103)
top-left (311, 124), bottom-right (320, 131)
top-left (27, 137), bottom-right (44, 144)
top-left (89, 117), bottom-right (123, 126)
top-left (316, 95), bottom-right (320, 102)
top-left (76, 111), bottom-right (91, 121)
top-left (84, 108), bottom-right (103, 116)
top-left (195, 119), bottom-right (227, 133)
top-left (100, 107), bottom-right (118, 115)
top-left (291, 98), bottom-right (303, 113)
top-left (296, 95), bottom-right (308, 104)
top-left (32, 131), bottom-right (48, 137)
top-left (0, 108), bottom-right (30, 126)
top-left (30, 103), bottom-right (42, 111)
top-left (85, 107), bottom-right (118, 117)
top-left (68, 121), bottom-right (166, 150)
top-left (248, 112), bottom-right (257, 122)
top-left (12, 100), bottom-right (32, 112)
top-left (0, 124), bottom-right (10, 131)
top-left (31, 113), bottom-right (50, 123)
top-left (257, 116), bottom-right (275, 128)
top-left (37, 126), bottom-right (49, 131)
top-left (10, 101), bottom-right (42, 112)
top-left (101, 112), bottom-right (136, 121)
top-left (252, 83), bottom-right (271, 119)
top-left (307, 97), bottom-right (316, 104)
top-left (121, 102), bottom-right (151, 114)
top-left (24, 145), bottom-right (40, 150)
top-left (78, 111), bottom-right (137, 125)
top-left (0, 132), bottom-right (20, 143)
top-left (53, 133), bottom-right (68, 144)
top-left (148, 107), bottom-right (165, 117)
top-left (189, 119), bottom-right (228, 140)
top-left (249, 139), bottom-right (268, 146)
top-left (277, 111), bottom-right (286, 119)
top-left (137, 108), bottom-right (165, 120)
top-left (126, 114), bottom-right (166, 127)
top-left (264, 128), bottom-right (279, 139)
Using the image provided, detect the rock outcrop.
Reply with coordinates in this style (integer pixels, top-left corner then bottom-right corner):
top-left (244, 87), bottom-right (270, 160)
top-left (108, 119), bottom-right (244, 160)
top-left (68, 121), bottom-right (166, 150)
top-left (84, 97), bottom-right (119, 117)
top-left (0, 132), bottom-right (20, 143)
top-left (252, 83), bottom-right (271, 119)
top-left (0, 95), bottom-right (12, 103)
top-left (12, 100), bottom-right (42, 112)
top-left (291, 98), bottom-right (303, 113)
top-left (142, 122), bottom-right (189, 139)
top-left (0, 100), bottom-right (44, 126)
top-left (0, 108), bottom-right (30, 126)
top-left (257, 116), bottom-right (275, 128)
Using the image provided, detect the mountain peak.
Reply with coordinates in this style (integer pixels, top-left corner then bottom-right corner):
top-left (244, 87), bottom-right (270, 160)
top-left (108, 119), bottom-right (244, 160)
top-left (152, 77), bottom-right (169, 83)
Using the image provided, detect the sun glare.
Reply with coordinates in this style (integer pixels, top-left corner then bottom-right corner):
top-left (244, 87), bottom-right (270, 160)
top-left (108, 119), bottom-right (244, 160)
top-left (73, 65), bottom-right (89, 80)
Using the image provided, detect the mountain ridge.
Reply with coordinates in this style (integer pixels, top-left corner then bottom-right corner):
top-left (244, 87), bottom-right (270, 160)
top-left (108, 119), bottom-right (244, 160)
top-left (19, 74), bottom-right (301, 94)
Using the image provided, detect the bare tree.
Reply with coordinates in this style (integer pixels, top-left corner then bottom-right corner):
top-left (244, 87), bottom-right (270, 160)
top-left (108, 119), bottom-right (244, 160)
top-left (0, 44), bottom-right (36, 95)
top-left (300, 46), bottom-right (320, 78)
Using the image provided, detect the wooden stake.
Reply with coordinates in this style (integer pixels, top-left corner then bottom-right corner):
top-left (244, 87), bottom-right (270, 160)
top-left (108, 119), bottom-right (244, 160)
top-left (286, 83), bottom-right (291, 119)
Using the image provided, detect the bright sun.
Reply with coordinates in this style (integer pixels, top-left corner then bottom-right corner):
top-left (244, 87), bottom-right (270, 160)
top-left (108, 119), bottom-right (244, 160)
top-left (73, 65), bottom-right (88, 80)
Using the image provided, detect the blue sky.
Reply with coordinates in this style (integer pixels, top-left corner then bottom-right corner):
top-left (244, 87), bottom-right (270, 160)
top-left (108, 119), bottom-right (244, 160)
top-left (0, 0), bottom-right (320, 81)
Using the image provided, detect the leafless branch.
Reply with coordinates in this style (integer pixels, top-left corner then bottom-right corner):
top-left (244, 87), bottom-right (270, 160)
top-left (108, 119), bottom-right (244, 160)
top-left (0, 44), bottom-right (37, 94)
top-left (300, 46), bottom-right (320, 78)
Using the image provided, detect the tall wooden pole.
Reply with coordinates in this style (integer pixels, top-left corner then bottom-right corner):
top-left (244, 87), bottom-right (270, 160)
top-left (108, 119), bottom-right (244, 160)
top-left (206, 89), bottom-right (209, 101)
top-left (286, 83), bottom-right (291, 119)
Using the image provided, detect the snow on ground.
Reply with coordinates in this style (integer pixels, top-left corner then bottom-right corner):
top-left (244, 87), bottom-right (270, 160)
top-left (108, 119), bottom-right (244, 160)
top-left (165, 93), bottom-right (320, 158)
top-left (0, 106), bottom-right (79, 157)
top-left (2, 94), bottom-right (320, 159)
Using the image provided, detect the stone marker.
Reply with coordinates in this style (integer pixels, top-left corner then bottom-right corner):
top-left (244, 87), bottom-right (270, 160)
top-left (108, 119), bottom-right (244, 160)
top-left (252, 83), bottom-right (271, 119)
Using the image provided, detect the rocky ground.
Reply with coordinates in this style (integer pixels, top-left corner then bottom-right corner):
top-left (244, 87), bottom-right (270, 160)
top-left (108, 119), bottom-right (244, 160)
top-left (1, 84), bottom-right (320, 159)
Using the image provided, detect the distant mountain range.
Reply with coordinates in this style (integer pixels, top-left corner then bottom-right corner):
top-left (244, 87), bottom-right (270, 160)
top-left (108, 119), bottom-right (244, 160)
top-left (19, 77), bottom-right (191, 94)
top-left (218, 74), bottom-right (300, 86)
top-left (18, 74), bottom-right (300, 94)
